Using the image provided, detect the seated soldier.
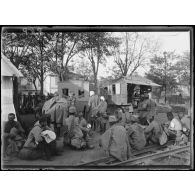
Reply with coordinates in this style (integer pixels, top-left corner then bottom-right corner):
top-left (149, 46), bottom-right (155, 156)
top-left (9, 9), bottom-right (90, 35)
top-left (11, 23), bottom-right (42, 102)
top-left (164, 112), bottom-right (183, 145)
top-left (144, 115), bottom-right (167, 146)
top-left (45, 114), bottom-right (55, 132)
top-left (125, 116), bottom-right (146, 151)
top-left (88, 91), bottom-right (99, 131)
top-left (63, 106), bottom-right (87, 150)
top-left (99, 115), bottom-right (132, 161)
top-left (138, 93), bottom-right (156, 125)
top-left (122, 107), bottom-right (133, 124)
top-left (3, 113), bottom-right (25, 157)
top-left (77, 112), bottom-right (94, 149)
top-left (178, 111), bottom-right (190, 144)
top-left (19, 115), bottom-right (58, 161)
top-left (114, 109), bottom-right (125, 127)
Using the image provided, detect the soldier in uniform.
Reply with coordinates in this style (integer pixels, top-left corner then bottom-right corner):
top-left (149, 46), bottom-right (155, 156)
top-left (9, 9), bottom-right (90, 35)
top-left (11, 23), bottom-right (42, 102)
top-left (125, 116), bottom-right (146, 151)
top-left (96, 96), bottom-right (108, 133)
top-left (144, 115), bottom-right (167, 146)
top-left (63, 107), bottom-right (94, 149)
top-left (99, 115), bottom-right (132, 161)
top-left (87, 91), bottom-right (99, 131)
top-left (3, 113), bottom-right (25, 157)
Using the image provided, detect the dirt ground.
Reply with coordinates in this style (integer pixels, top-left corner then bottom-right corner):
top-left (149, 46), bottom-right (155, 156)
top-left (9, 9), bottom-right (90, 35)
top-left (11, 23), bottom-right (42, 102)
top-left (3, 131), bottom-right (107, 167)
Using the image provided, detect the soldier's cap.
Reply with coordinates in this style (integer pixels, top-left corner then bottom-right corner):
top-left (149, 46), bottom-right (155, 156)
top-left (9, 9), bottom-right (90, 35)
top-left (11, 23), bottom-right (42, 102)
top-left (109, 115), bottom-right (117, 123)
top-left (69, 106), bottom-right (76, 113)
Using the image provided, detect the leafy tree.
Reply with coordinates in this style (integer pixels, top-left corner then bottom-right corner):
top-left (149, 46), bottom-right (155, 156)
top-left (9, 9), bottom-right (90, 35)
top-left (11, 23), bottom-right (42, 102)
top-left (69, 58), bottom-right (93, 81)
top-left (81, 32), bottom-right (119, 93)
top-left (174, 51), bottom-right (190, 85)
top-left (26, 32), bottom-right (53, 95)
top-left (47, 32), bottom-right (84, 81)
top-left (145, 51), bottom-right (178, 102)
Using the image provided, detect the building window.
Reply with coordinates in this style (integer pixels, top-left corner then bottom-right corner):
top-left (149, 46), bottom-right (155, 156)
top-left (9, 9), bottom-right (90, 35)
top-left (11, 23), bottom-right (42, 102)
top-left (62, 88), bottom-right (69, 96)
top-left (116, 83), bottom-right (120, 94)
top-left (78, 89), bottom-right (84, 97)
top-left (112, 84), bottom-right (116, 95)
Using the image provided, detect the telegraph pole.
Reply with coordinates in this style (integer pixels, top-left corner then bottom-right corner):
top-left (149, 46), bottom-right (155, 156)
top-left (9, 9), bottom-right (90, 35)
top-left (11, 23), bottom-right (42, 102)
top-left (163, 52), bottom-right (167, 104)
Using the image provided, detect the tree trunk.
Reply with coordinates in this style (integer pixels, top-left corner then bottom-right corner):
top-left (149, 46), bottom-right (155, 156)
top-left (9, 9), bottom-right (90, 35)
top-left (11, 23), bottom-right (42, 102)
top-left (33, 80), bottom-right (37, 91)
top-left (40, 65), bottom-right (44, 96)
top-left (94, 74), bottom-right (98, 94)
top-left (40, 41), bottom-right (44, 96)
top-left (13, 77), bottom-right (22, 123)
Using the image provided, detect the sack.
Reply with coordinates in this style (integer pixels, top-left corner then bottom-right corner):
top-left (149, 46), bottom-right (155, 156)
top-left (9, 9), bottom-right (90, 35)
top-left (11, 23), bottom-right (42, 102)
top-left (159, 130), bottom-right (168, 145)
top-left (71, 137), bottom-right (86, 149)
top-left (41, 130), bottom-right (56, 143)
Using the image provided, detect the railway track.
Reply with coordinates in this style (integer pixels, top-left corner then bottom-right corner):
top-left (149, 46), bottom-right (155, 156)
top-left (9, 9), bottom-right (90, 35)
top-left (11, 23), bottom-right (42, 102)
top-left (110, 144), bottom-right (190, 166)
top-left (3, 141), bottom-right (190, 169)
top-left (77, 142), bottom-right (190, 167)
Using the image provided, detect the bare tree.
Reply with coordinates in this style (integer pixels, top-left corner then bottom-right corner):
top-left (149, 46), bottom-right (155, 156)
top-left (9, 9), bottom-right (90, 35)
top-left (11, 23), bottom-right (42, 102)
top-left (112, 32), bottom-right (159, 77)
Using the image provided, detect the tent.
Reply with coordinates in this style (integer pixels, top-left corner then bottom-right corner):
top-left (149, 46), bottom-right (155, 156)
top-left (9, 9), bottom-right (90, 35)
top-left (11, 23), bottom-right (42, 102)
top-left (1, 53), bottom-right (23, 122)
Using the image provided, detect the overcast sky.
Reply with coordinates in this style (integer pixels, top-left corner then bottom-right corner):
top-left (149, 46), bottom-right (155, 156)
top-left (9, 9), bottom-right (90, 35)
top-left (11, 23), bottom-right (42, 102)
top-left (98, 31), bottom-right (190, 78)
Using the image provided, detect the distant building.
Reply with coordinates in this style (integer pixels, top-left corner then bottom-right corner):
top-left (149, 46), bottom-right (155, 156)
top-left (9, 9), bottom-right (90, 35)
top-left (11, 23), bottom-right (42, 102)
top-left (19, 78), bottom-right (40, 95)
top-left (18, 71), bottom-right (90, 104)
top-left (19, 73), bottom-right (58, 95)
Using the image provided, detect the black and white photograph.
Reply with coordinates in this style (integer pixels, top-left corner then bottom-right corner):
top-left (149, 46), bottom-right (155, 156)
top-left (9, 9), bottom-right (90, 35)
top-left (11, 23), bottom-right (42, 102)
top-left (1, 26), bottom-right (194, 170)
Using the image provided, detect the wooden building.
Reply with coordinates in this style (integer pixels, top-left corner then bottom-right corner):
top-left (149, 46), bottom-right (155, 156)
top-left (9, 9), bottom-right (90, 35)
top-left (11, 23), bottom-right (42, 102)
top-left (101, 75), bottom-right (160, 106)
top-left (58, 72), bottom-right (90, 111)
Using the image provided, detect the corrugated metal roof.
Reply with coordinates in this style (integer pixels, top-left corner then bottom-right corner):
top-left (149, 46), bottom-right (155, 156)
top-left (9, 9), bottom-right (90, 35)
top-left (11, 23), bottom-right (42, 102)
top-left (1, 53), bottom-right (23, 77)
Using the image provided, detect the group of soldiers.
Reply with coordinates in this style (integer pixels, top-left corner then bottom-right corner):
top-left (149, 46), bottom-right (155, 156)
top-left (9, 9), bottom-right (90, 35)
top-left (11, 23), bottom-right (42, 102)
top-left (2, 90), bottom-right (108, 160)
top-left (99, 93), bottom-right (190, 161)
top-left (18, 92), bottom-right (53, 114)
top-left (2, 90), bottom-right (191, 162)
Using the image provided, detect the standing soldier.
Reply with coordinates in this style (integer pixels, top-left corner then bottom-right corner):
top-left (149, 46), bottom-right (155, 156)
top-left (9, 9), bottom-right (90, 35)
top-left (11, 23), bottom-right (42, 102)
top-left (87, 91), bottom-right (99, 131)
top-left (97, 96), bottom-right (108, 133)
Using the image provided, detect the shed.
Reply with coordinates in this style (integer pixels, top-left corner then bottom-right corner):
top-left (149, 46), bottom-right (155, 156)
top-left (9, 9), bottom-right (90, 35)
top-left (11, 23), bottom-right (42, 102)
top-left (101, 75), bottom-right (161, 105)
top-left (58, 72), bottom-right (90, 111)
top-left (1, 53), bottom-right (23, 122)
